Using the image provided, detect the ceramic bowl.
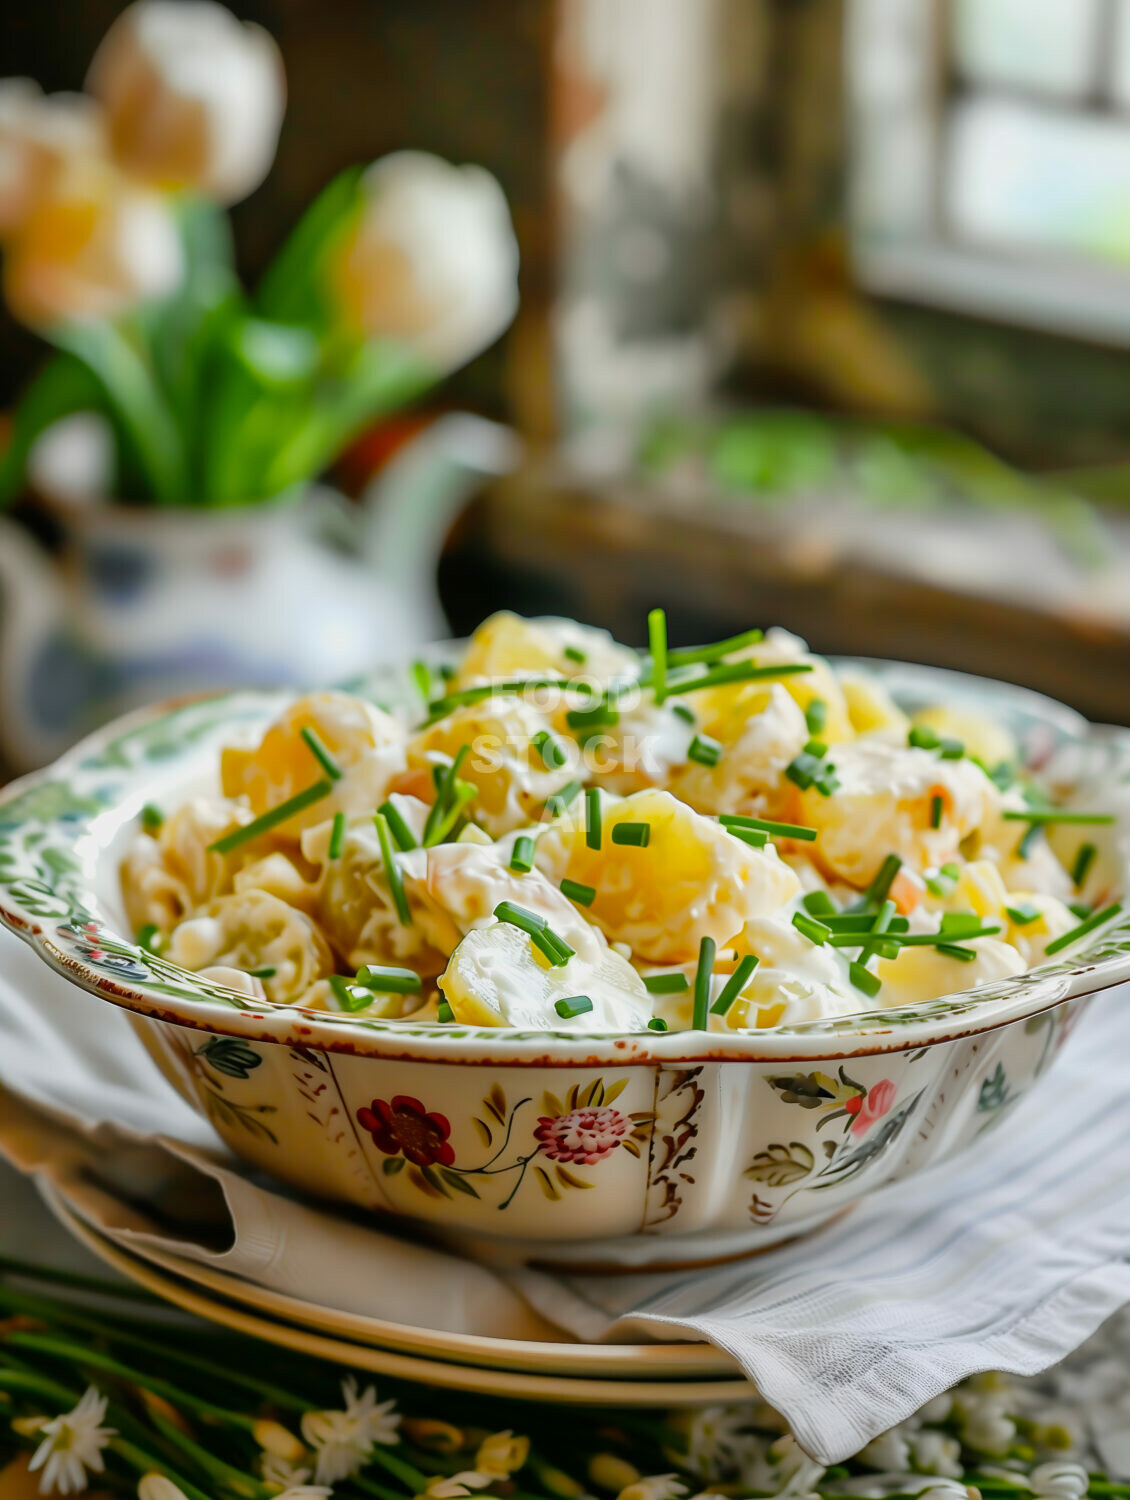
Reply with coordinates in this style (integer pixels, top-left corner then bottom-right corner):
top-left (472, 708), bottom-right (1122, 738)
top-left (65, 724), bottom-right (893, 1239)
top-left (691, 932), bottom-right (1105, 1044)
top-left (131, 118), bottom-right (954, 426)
top-left (1, 659), bottom-right (1128, 1269)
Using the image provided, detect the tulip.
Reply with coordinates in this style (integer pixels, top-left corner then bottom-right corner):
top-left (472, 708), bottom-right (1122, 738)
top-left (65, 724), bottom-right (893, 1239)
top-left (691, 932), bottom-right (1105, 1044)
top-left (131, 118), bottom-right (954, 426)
top-left (87, 0), bottom-right (285, 205)
top-left (0, 79), bottom-right (105, 238)
top-left (329, 151), bottom-right (519, 372)
top-left (4, 160), bottom-right (183, 327)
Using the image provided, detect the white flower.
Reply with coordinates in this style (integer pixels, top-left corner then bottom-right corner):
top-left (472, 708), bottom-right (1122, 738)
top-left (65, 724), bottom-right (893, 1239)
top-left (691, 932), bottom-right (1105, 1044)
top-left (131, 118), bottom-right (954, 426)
top-left (138, 1479), bottom-right (188, 1500)
top-left (1028, 1462), bottom-right (1090, 1500)
top-left (672, 1405), bottom-right (754, 1480)
top-left (420, 1474), bottom-right (495, 1500)
top-left (27, 1386), bottom-right (114, 1496)
top-left (4, 158), bottom-right (182, 327)
top-left (300, 1377), bottom-right (400, 1486)
top-left (916, 1485), bottom-right (976, 1500)
top-left (329, 151), bottom-right (519, 373)
top-left (0, 81), bottom-right (104, 238)
top-left (616, 1476), bottom-right (687, 1500)
top-left (916, 1395), bottom-right (954, 1426)
top-left (953, 1390), bottom-right (1016, 1457)
top-left (476, 1431), bottom-right (530, 1477)
top-left (856, 1431), bottom-right (912, 1472)
top-left (87, 0), bottom-right (285, 204)
top-left (910, 1432), bottom-right (963, 1479)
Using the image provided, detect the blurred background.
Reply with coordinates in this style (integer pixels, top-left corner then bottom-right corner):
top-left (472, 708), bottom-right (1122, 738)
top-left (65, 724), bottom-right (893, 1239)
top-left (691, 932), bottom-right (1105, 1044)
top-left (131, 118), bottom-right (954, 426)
top-left (2, 0), bottom-right (1129, 776)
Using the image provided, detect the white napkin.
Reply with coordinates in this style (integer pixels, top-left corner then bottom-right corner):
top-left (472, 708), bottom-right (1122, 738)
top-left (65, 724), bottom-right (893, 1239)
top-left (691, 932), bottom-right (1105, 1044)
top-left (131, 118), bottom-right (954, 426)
top-left (4, 925), bottom-right (1130, 1463)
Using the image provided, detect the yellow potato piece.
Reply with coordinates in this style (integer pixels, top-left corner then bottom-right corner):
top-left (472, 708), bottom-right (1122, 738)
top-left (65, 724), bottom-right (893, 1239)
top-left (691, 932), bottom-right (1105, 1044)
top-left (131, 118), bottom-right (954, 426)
top-left (221, 691), bottom-right (406, 838)
top-left (408, 697), bottom-right (575, 836)
top-left (166, 890), bottom-right (334, 1003)
top-left (912, 705), bottom-right (1017, 771)
top-left (669, 683), bottom-right (808, 817)
top-left (798, 741), bottom-right (995, 888)
top-left (841, 674), bottom-right (910, 739)
top-left (440, 919), bottom-right (651, 1030)
top-left (537, 787), bottom-right (799, 964)
top-left (120, 796), bottom-right (253, 933)
top-left (454, 611), bottom-right (636, 690)
top-left (875, 937), bottom-right (1025, 1006)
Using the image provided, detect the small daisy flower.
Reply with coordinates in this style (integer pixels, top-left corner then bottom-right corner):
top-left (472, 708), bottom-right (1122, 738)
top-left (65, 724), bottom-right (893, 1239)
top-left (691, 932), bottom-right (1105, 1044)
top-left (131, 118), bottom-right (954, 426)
top-left (1028, 1461), bottom-right (1090, 1500)
top-left (300, 1377), bottom-right (400, 1485)
top-left (671, 1406), bottom-right (754, 1481)
top-left (27, 1386), bottom-right (114, 1496)
top-left (910, 1432), bottom-right (963, 1479)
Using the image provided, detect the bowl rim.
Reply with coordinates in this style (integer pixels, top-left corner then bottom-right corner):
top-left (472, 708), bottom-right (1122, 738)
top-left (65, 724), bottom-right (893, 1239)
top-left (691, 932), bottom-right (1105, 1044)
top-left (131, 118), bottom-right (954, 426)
top-left (0, 663), bottom-right (1127, 1067)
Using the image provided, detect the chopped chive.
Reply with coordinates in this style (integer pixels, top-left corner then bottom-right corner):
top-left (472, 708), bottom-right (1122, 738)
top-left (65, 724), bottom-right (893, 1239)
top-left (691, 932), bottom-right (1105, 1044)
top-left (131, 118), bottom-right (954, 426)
top-left (136, 922), bottom-right (162, 953)
top-left (428, 780), bottom-right (477, 846)
top-left (664, 660), bottom-right (812, 699)
top-left (849, 961), bottom-right (882, 997)
top-left (930, 795), bottom-right (944, 829)
top-left (561, 878), bottom-right (596, 907)
top-left (566, 702), bottom-right (619, 732)
top-left (437, 999), bottom-right (455, 1023)
top-left (647, 1017), bottom-right (669, 1031)
top-left (611, 821), bottom-right (650, 847)
top-left (209, 779), bottom-right (333, 853)
top-left (688, 733), bottom-right (722, 768)
top-left (672, 704), bottom-right (696, 725)
top-left (425, 676), bottom-right (575, 720)
top-left (1043, 902), bottom-right (1123, 956)
top-left (728, 826), bottom-right (768, 849)
top-left (328, 811), bottom-right (346, 859)
top-left (815, 768), bottom-right (841, 797)
top-left (411, 661), bottom-right (434, 701)
top-left (1002, 809), bottom-right (1114, 825)
top-left (802, 890), bottom-right (837, 917)
top-left (432, 761), bottom-right (449, 796)
top-left (692, 935), bottom-right (716, 1030)
top-left (300, 725), bottom-right (342, 781)
top-left (939, 911), bottom-right (991, 938)
top-left (329, 975), bottom-right (373, 1012)
top-left (140, 803), bottom-right (164, 834)
top-left (509, 835), bottom-right (536, 873)
top-left (378, 798), bottom-right (418, 852)
top-left (373, 812), bottom-right (411, 925)
top-left (247, 965), bottom-right (276, 979)
top-left (804, 737), bottom-right (828, 758)
top-left (356, 965), bottom-right (423, 994)
top-left (554, 994), bottom-right (593, 1019)
top-left (936, 943), bottom-right (977, 962)
top-left (423, 745), bottom-right (470, 846)
top-left (1072, 842), bottom-right (1098, 888)
top-left (986, 760), bottom-right (1017, 790)
top-left (1070, 901), bottom-right (1093, 919)
top-left (494, 900), bottom-right (546, 934)
top-left (892, 926), bottom-right (1000, 947)
top-left (546, 779), bottom-right (583, 817)
top-left (864, 853), bottom-right (903, 907)
top-left (939, 738), bottom-right (965, 760)
top-left (823, 913), bottom-right (909, 932)
top-left (711, 954), bottom-right (759, 1015)
top-left (532, 927), bottom-right (575, 967)
top-left (643, 972), bottom-right (689, 994)
top-left (859, 898), bottom-right (897, 960)
top-left (1016, 822), bottom-right (1043, 860)
top-left (439, 662), bottom-right (457, 682)
top-left (533, 729), bottom-right (568, 769)
top-left (805, 699), bottom-right (828, 736)
top-left (563, 644), bottom-right (587, 664)
top-left (720, 813), bottom-right (818, 842)
top-left (585, 786), bottom-right (602, 850)
top-left (649, 608), bottom-right (668, 705)
top-left (792, 912), bottom-right (830, 946)
top-left (785, 754), bottom-right (817, 791)
top-left (666, 627), bottom-right (765, 669)
top-left (908, 725), bottom-right (941, 750)
top-left (925, 861), bottom-right (961, 898)
top-left (1005, 903), bottom-right (1040, 925)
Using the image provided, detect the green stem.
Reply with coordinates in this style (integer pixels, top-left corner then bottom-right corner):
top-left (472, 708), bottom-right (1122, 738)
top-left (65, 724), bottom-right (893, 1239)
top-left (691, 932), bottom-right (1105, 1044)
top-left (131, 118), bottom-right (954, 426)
top-left (0, 1285), bottom-right (305, 1410)
top-left (147, 1404), bottom-right (269, 1499)
top-left (363, 1442), bottom-right (430, 1491)
top-left (111, 1436), bottom-right (213, 1500)
top-left (4, 1331), bottom-right (256, 1431)
top-left (49, 321), bottom-right (189, 503)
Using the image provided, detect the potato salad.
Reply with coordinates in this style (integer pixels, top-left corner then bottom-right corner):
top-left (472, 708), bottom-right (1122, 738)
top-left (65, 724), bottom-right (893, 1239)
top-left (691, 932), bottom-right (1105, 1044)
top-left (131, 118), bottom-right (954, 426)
top-left (120, 611), bottom-right (1123, 1033)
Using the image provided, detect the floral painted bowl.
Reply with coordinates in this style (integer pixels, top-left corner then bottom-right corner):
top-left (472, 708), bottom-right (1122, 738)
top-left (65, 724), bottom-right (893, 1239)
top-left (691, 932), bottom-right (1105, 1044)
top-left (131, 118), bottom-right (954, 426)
top-left (1, 660), bottom-right (1128, 1268)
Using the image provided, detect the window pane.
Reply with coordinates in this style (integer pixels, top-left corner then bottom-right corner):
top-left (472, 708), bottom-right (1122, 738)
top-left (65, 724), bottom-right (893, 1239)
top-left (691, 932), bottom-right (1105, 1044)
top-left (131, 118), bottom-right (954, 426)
top-left (953, 0), bottom-right (1101, 100)
top-left (946, 96), bottom-right (1130, 262)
